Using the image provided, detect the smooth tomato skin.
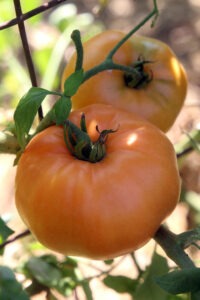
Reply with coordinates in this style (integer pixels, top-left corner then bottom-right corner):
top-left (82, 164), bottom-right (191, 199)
top-left (61, 31), bottom-right (187, 132)
top-left (15, 104), bottom-right (180, 260)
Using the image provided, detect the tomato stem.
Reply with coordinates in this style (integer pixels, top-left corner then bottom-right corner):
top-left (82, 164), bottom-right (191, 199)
top-left (124, 59), bottom-right (153, 89)
top-left (71, 0), bottom-right (159, 85)
top-left (175, 129), bottom-right (200, 159)
top-left (106, 0), bottom-right (159, 60)
top-left (0, 229), bottom-right (30, 250)
top-left (63, 115), bottom-right (117, 163)
top-left (71, 30), bottom-right (83, 72)
top-left (83, 60), bottom-right (141, 83)
top-left (154, 226), bottom-right (200, 300)
top-left (154, 225), bottom-right (195, 269)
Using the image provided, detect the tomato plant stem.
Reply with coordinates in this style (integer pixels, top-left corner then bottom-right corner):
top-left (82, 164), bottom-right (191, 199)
top-left (154, 225), bottom-right (195, 269)
top-left (71, 30), bottom-right (84, 72)
top-left (77, 0), bottom-right (159, 84)
top-left (0, 229), bottom-right (30, 250)
top-left (106, 0), bottom-right (159, 60)
top-left (175, 129), bottom-right (200, 159)
top-left (130, 253), bottom-right (143, 277)
top-left (83, 60), bottom-right (142, 83)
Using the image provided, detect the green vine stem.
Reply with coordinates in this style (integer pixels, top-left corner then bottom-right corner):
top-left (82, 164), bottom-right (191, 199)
top-left (154, 226), bottom-right (200, 300)
top-left (71, 30), bottom-right (84, 72)
top-left (0, 229), bottom-right (30, 250)
top-left (107, 0), bottom-right (158, 60)
top-left (62, 0), bottom-right (158, 86)
top-left (175, 129), bottom-right (200, 159)
top-left (79, 0), bottom-right (159, 83)
top-left (154, 225), bottom-right (195, 269)
top-left (0, 0), bottom-right (159, 153)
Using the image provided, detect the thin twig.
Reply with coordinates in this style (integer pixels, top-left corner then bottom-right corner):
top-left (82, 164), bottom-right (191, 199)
top-left (176, 147), bottom-right (194, 158)
top-left (74, 288), bottom-right (80, 300)
top-left (0, 229), bottom-right (30, 250)
top-left (175, 129), bottom-right (200, 159)
top-left (106, 0), bottom-right (158, 59)
top-left (0, 0), bottom-right (68, 30)
top-left (82, 256), bottom-right (127, 282)
top-left (130, 252), bottom-right (143, 276)
top-left (13, 0), bottom-right (43, 120)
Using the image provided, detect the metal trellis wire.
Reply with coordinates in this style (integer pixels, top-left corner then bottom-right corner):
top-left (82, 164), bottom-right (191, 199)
top-left (0, 0), bottom-right (69, 120)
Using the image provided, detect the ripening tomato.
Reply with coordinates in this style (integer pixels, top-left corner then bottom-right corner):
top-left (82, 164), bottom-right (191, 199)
top-left (61, 30), bottom-right (187, 132)
top-left (15, 104), bottom-right (180, 260)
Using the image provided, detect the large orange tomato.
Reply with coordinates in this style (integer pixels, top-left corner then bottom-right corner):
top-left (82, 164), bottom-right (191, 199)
top-left (61, 31), bottom-right (187, 132)
top-left (15, 104), bottom-right (180, 260)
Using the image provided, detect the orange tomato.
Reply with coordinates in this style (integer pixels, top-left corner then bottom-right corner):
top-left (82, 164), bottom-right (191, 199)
top-left (15, 104), bottom-right (180, 259)
top-left (61, 31), bottom-right (187, 132)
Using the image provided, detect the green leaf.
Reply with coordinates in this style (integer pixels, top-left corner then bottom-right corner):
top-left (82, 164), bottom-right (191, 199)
top-left (134, 252), bottom-right (169, 300)
top-left (54, 95), bottom-right (71, 125)
top-left (191, 290), bottom-right (200, 300)
top-left (0, 218), bottom-right (14, 255)
top-left (168, 295), bottom-right (187, 300)
top-left (26, 257), bottom-right (62, 288)
top-left (14, 87), bottom-right (54, 149)
top-left (103, 275), bottom-right (137, 294)
top-left (155, 268), bottom-right (200, 295)
top-left (62, 256), bottom-right (78, 268)
top-left (104, 259), bottom-right (114, 265)
top-left (81, 280), bottom-right (93, 300)
top-left (25, 256), bottom-right (78, 297)
top-left (0, 266), bottom-right (29, 300)
top-left (0, 218), bottom-right (14, 246)
top-left (55, 258), bottom-right (79, 296)
top-left (39, 254), bottom-right (58, 266)
top-left (34, 109), bottom-right (56, 135)
top-left (63, 69), bottom-right (84, 97)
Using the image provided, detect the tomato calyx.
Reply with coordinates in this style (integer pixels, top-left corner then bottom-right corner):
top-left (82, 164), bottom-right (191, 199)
top-left (124, 57), bottom-right (153, 89)
top-left (63, 114), bottom-right (117, 163)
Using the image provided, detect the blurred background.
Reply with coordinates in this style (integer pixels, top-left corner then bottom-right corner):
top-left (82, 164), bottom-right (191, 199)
top-left (0, 1), bottom-right (200, 299)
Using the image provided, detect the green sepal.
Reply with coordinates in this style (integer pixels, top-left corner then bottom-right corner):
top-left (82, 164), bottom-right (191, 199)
top-left (63, 115), bottom-right (117, 163)
top-left (63, 119), bottom-right (92, 161)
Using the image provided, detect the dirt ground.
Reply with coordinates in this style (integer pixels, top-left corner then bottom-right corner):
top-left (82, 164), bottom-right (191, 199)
top-left (0, 0), bottom-right (200, 299)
